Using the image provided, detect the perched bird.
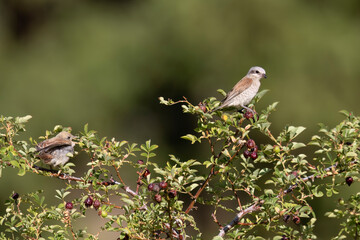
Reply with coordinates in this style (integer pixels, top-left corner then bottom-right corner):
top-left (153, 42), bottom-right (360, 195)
top-left (36, 131), bottom-right (75, 167)
top-left (213, 66), bottom-right (267, 113)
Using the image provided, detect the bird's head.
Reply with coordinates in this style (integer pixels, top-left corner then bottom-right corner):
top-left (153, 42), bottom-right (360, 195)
top-left (247, 66), bottom-right (267, 79)
top-left (56, 131), bottom-right (76, 141)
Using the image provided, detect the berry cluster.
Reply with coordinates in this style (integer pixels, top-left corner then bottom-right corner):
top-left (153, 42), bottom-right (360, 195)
top-left (243, 139), bottom-right (258, 160)
top-left (283, 214), bottom-right (301, 225)
top-left (244, 110), bottom-right (254, 120)
top-left (148, 181), bottom-right (176, 203)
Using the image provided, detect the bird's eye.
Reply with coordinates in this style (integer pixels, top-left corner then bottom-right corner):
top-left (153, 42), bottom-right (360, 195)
top-left (255, 70), bottom-right (259, 74)
top-left (67, 136), bottom-right (71, 140)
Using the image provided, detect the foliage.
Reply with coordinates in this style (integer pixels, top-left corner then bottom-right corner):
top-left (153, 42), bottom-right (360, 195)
top-left (0, 91), bottom-right (359, 239)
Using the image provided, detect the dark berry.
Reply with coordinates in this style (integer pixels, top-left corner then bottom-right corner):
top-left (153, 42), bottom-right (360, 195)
top-left (250, 151), bottom-right (258, 160)
top-left (143, 169), bottom-right (150, 177)
top-left (84, 196), bottom-right (93, 207)
top-left (137, 160), bottom-right (144, 165)
top-left (159, 181), bottom-right (168, 190)
top-left (281, 235), bottom-right (289, 240)
top-left (198, 103), bottom-right (207, 113)
top-left (251, 145), bottom-right (258, 153)
top-left (12, 192), bottom-right (19, 200)
top-left (148, 183), bottom-right (155, 191)
top-left (244, 111), bottom-right (254, 119)
top-left (246, 139), bottom-right (256, 149)
top-left (154, 194), bottom-right (162, 203)
top-left (168, 189), bottom-right (177, 198)
top-left (346, 176), bottom-right (353, 186)
top-left (243, 150), bottom-right (251, 158)
top-left (152, 183), bottom-right (160, 192)
top-left (93, 199), bottom-right (101, 210)
top-left (65, 202), bottom-right (73, 210)
top-left (292, 215), bottom-right (300, 224)
top-left (283, 214), bottom-right (290, 223)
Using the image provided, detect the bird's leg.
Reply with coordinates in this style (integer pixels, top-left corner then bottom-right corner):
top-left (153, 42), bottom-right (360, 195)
top-left (33, 164), bottom-right (58, 173)
top-left (241, 105), bottom-right (255, 115)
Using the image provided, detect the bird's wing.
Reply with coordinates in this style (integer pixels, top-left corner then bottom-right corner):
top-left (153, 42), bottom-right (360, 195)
top-left (37, 152), bottom-right (54, 163)
top-left (36, 138), bottom-right (72, 152)
top-left (220, 76), bottom-right (253, 105)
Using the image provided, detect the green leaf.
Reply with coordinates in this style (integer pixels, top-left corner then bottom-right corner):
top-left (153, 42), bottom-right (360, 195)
top-left (17, 167), bottom-right (26, 176)
top-left (181, 134), bottom-right (199, 144)
top-left (346, 152), bottom-right (357, 158)
top-left (255, 89), bottom-right (270, 101)
top-left (217, 89), bottom-right (227, 97)
top-left (264, 189), bottom-right (274, 195)
top-left (212, 237), bottom-right (223, 240)
top-left (291, 142), bottom-right (306, 150)
top-left (288, 126), bottom-right (306, 140)
top-left (16, 115), bottom-right (32, 124)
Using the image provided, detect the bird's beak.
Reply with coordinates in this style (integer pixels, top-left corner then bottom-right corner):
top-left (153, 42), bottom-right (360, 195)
top-left (262, 73), bottom-right (267, 79)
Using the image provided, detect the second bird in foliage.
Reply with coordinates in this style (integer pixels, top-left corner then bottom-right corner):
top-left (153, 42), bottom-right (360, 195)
top-left (214, 66), bottom-right (267, 114)
top-left (36, 131), bottom-right (76, 167)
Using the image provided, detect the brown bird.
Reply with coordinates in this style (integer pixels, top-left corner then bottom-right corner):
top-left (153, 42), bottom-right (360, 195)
top-left (214, 66), bottom-right (267, 113)
top-left (36, 131), bottom-right (75, 167)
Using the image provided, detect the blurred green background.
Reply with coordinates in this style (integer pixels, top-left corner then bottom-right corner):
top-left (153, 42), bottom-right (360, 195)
top-left (0, 0), bottom-right (360, 238)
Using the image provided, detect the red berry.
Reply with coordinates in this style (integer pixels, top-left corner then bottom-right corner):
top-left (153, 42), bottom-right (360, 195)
top-left (12, 192), bottom-right (19, 200)
top-left (251, 145), bottom-right (258, 153)
top-left (84, 196), bottom-right (93, 207)
top-left (159, 181), bottom-right (168, 190)
top-left (246, 139), bottom-right (256, 149)
top-left (168, 189), bottom-right (177, 198)
top-left (346, 176), bottom-right (353, 186)
top-left (148, 183), bottom-right (155, 191)
top-left (152, 183), bottom-right (160, 192)
top-left (244, 111), bottom-right (254, 119)
top-left (198, 103), bottom-right (207, 113)
top-left (65, 202), bottom-right (73, 210)
top-left (93, 199), bottom-right (101, 210)
top-left (292, 215), bottom-right (300, 224)
top-left (283, 214), bottom-right (290, 223)
top-left (143, 169), bottom-right (150, 177)
top-left (154, 194), bottom-right (162, 203)
top-left (137, 159), bottom-right (144, 165)
top-left (243, 150), bottom-right (251, 158)
top-left (250, 151), bottom-right (258, 160)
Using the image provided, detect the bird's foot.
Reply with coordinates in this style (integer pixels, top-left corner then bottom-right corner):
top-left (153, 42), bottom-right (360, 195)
top-left (33, 165), bottom-right (58, 173)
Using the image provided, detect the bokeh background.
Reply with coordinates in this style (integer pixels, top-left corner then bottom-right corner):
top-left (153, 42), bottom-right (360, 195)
top-left (0, 0), bottom-right (360, 238)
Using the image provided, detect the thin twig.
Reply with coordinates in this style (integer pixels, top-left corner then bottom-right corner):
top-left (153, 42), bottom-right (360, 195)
top-left (218, 201), bottom-right (263, 237)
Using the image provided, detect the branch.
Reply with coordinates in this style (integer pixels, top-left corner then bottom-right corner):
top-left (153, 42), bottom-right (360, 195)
top-left (218, 201), bottom-right (263, 237)
top-left (217, 160), bottom-right (357, 237)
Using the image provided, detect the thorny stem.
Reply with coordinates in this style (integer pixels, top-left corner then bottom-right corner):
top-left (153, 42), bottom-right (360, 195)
top-left (218, 160), bottom-right (358, 237)
top-left (218, 201), bottom-right (263, 237)
top-left (227, 175), bottom-right (242, 210)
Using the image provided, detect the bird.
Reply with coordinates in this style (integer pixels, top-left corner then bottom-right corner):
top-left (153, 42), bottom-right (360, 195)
top-left (213, 66), bottom-right (267, 114)
top-left (36, 131), bottom-right (76, 167)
